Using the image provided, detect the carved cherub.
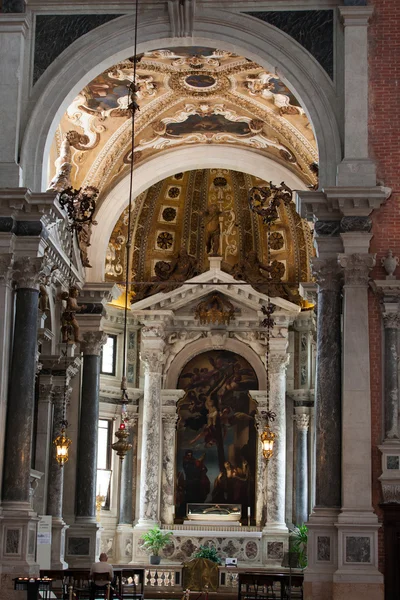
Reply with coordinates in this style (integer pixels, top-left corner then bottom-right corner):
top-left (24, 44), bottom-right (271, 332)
top-left (60, 286), bottom-right (86, 343)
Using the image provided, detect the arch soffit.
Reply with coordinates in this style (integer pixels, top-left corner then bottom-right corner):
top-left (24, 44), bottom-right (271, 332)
top-left (164, 336), bottom-right (268, 391)
top-left (21, 9), bottom-right (341, 192)
top-left (87, 145), bottom-right (308, 282)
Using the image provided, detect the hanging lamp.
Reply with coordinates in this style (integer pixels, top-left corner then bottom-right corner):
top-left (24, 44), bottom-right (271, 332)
top-left (248, 182), bottom-right (293, 461)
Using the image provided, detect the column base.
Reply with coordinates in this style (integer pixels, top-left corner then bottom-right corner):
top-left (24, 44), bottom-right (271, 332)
top-left (50, 518), bottom-right (69, 569)
top-left (0, 502), bottom-right (40, 576)
top-left (115, 524), bottom-right (134, 563)
top-left (134, 518), bottom-right (159, 530)
top-left (261, 529), bottom-right (289, 567)
top-left (65, 521), bottom-right (100, 567)
top-left (304, 508), bottom-right (340, 600)
top-left (334, 510), bottom-right (382, 589)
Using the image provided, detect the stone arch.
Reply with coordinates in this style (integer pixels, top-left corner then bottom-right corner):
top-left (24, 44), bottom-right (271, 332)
top-left (164, 336), bottom-right (268, 390)
top-left (21, 9), bottom-right (341, 192)
top-left (87, 146), bottom-right (308, 282)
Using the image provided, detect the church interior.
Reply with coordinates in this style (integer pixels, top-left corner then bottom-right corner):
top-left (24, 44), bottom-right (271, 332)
top-left (0, 1), bottom-right (399, 599)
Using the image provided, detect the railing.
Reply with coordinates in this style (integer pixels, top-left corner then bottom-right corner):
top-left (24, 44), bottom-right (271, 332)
top-left (144, 566), bottom-right (182, 590)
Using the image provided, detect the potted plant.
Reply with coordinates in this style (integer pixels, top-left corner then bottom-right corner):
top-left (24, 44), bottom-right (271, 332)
top-left (140, 526), bottom-right (173, 565)
top-left (193, 544), bottom-right (222, 564)
top-left (290, 524), bottom-right (308, 569)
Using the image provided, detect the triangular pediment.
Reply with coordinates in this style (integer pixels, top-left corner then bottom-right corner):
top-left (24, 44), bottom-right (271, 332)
top-left (131, 258), bottom-right (300, 317)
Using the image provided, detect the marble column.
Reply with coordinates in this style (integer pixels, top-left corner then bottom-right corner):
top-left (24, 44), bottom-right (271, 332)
top-left (311, 258), bottom-right (342, 509)
top-left (0, 256), bottom-right (46, 574)
top-left (304, 258), bottom-right (342, 598)
top-left (119, 425), bottom-right (135, 525)
top-left (33, 377), bottom-right (54, 515)
top-left (334, 253), bottom-right (382, 587)
top-left (67, 330), bottom-right (106, 567)
top-left (136, 325), bottom-right (165, 528)
top-left (0, 254), bottom-right (14, 501)
top-left (2, 257), bottom-right (45, 505)
top-left (160, 412), bottom-right (178, 525)
top-left (47, 381), bottom-right (70, 569)
top-left (264, 352), bottom-right (289, 532)
top-left (76, 331), bottom-right (107, 521)
top-left (382, 312), bottom-right (400, 440)
top-left (294, 410), bottom-right (310, 526)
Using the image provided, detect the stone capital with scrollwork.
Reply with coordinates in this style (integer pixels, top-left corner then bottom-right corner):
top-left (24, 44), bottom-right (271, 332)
top-left (339, 253), bottom-right (376, 287)
top-left (12, 255), bottom-right (50, 290)
top-left (268, 352), bottom-right (290, 374)
top-left (381, 484), bottom-right (400, 504)
top-left (80, 331), bottom-right (108, 356)
top-left (38, 383), bottom-right (54, 402)
top-left (294, 413), bottom-right (310, 432)
top-left (140, 348), bottom-right (166, 374)
top-left (311, 257), bottom-right (342, 292)
top-left (52, 384), bottom-right (72, 405)
top-left (162, 412), bottom-right (178, 429)
top-left (382, 312), bottom-right (400, 330)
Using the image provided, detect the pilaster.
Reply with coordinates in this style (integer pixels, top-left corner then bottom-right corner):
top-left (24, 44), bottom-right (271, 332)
top-left (160, 390), bottom-right (184, 526)
top-left (0, 17), bottom-right (30, 187)
top-left (335, 251), bottom-right (382, 590)
top-left (337, 6), bottom-right (376, 186)
top-left (135, 321), bottom-right (168, 530)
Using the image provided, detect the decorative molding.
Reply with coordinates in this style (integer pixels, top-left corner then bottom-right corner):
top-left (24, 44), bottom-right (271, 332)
top-left (311, 257), bottom-right (342, 292)
top-left (80, 331), bottom-right (108, 356)
top-left (162, 413), bottom-right (178, 428)
top-left (339, 253), bottom-right (376, 287)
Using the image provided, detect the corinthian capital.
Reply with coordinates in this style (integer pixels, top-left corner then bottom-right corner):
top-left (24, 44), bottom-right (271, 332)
top-left (339, 253), bottom-right (376, 287)
top-left (294, 413), bottom-right (310, 432)
top-left (311, 257), bottom-right (342, 292)
top-left (0, 254), bottom-right (13, 287)
top-left (268, 352), bottom-right (290, 374)
top-left (382, 312), bottom-right (400, 330)
top-left (80, 331), bottom-right (108, 356)
top-left (12, 256), bottom-right (48, 290)
top-left (162, 413), bottom-right (178, 429)
top-left (142, 324), bottom-right (166, 340)
top-left (140, 348), bottom-right (166, 374)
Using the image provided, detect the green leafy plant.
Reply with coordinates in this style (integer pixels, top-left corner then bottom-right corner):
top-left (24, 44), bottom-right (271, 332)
top-left (193, 544), bottom-right (222, 564)
top-left (140, 526), bottom-right (173, 557)
top-left (290, 524), bottom-right (308, 569)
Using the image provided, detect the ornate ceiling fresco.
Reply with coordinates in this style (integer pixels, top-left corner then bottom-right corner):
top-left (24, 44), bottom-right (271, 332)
top-left (105, 169), bottom-right (314, 305)
top-left (48, 47), bottom-right (318, 195)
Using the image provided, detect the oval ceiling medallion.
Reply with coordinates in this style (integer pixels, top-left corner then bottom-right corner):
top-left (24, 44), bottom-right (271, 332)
top-left (184, 74), bottom-right (217, 88)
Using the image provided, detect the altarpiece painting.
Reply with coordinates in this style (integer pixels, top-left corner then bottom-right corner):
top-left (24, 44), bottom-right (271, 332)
top-left (175, 350), bottom-right (258, 520)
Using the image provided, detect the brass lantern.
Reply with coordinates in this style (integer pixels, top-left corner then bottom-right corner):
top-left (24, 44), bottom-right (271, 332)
top-left (54, 425), bottom-right (72, 466)
top-left (111, 420), bottom-right (132, 461)
top-left (260, 422), bottom-right (276, 461)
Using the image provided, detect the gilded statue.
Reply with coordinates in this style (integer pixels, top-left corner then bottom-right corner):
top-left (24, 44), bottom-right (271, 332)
top-left (133, 248), bottom-right (199, 302)
top-left (60, 286), bottom-right (86, 343)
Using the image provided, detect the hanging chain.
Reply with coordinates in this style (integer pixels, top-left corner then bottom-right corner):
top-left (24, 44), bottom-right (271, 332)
top-left (120, 0), bottom-right (140, 404)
